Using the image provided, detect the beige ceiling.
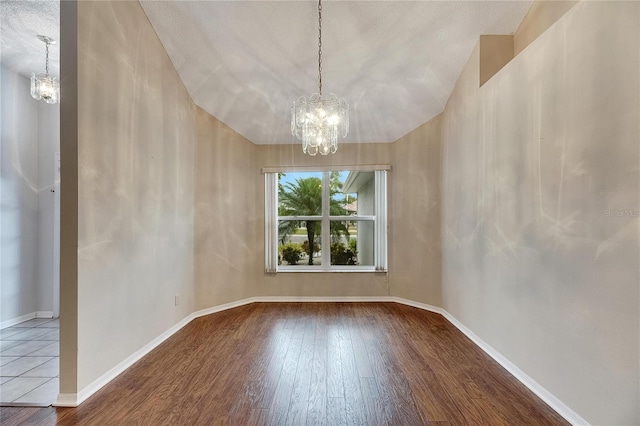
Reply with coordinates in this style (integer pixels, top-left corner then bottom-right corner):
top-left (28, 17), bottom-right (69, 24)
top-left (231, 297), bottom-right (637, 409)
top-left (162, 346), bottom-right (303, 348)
top-left (140, 1), bottom-right (532, 145)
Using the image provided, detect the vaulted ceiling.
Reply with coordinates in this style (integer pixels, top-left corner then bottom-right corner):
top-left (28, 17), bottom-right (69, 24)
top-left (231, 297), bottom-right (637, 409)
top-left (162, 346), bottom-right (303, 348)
top-left (140, 1), bottom-right (532, 144)
top-left (0, 1), bottom-right (532, 145)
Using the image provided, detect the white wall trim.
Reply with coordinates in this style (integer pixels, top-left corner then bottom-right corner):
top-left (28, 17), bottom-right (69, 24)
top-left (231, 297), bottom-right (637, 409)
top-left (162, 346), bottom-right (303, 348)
top-left (1, 311), bottom-right (54, 329)
top-left (57, 297), bottom-right (588, 425)
top-left (1, 312), bottom-right (36, 329)
top-left (54, 393), bottom-right (79, 408)
top-left (258, 296), bottom-right (396, 303)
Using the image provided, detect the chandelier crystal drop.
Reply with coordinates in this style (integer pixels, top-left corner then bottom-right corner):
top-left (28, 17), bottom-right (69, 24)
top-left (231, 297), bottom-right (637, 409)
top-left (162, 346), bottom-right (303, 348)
top-left (291, 0), bottom-right (348, 156)
top-left (31, 35), bottom-right (60, 104)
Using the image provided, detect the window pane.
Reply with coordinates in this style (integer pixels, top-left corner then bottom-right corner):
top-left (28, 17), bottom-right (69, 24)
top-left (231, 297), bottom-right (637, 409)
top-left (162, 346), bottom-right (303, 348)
top-left (330, 220), bottom-right (374, 266)
top-left (278, 171), bottom-right (323, 217)
top-left (278, 220), bottom-right (322, 266)
top-left (333, 170), bottom-right (375, 216)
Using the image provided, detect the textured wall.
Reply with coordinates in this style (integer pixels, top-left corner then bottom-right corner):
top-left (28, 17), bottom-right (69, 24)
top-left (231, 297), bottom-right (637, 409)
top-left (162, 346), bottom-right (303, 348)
top-left (0, 66), bottom-right (39, 323)
top-left (441, 2), bottom-right (639, 424)
top-left (75, 1), bottom-right (196, 391)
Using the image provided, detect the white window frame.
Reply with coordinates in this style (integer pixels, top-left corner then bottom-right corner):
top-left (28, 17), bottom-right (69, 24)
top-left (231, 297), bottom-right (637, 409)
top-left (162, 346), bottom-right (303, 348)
top-left (264, 166), bottom-right (388, 273)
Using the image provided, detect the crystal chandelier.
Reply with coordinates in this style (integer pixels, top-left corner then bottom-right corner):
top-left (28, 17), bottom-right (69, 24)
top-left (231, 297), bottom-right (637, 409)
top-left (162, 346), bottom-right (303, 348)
top-left (291, 0), bottom-right (348, 156)
top-left (31, 35), bottom-right (60, 104)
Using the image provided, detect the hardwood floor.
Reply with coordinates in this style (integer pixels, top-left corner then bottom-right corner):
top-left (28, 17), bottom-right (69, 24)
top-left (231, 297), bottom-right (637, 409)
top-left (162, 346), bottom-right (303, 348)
top-left (0, 303), bottom-right (568, 425)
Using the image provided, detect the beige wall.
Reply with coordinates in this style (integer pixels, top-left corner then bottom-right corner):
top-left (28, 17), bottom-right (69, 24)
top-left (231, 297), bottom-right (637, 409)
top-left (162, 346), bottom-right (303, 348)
top-left (194, 106), bottom-right (260, 309)
top-left (389, 117), bottom-right (442, 306)
top-left (514, 0), bottom-right (579, 56)
top-left (441, 2), bottom-right (639, 424)
top-left (75, 0), bottom-right (196, 391)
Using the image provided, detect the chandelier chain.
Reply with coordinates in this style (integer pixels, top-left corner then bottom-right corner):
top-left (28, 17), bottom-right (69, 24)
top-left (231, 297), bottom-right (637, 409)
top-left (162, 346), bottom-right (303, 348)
top-left (45, 41), bottom-right (50, 75)
top-left (318, 0), bottom-right (322, 96)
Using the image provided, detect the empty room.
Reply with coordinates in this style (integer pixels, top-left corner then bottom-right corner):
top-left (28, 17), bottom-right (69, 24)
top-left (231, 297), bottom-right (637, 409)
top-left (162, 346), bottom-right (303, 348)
top-left (0, 0), bottom-right (638, 425)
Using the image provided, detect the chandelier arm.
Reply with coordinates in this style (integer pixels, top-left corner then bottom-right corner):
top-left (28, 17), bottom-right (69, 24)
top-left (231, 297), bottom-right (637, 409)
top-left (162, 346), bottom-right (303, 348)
top-left (318, 0), bottom-right (322, 96)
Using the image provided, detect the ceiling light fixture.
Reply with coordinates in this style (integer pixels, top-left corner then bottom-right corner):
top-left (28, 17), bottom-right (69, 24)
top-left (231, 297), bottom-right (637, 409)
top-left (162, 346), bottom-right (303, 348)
top-left (291, 0), bottom-right (348, 156)
top-left (31, 35), bottom-right (60, 104)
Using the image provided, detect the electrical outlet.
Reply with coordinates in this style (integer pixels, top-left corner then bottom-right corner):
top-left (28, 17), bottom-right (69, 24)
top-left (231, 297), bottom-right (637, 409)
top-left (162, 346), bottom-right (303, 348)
top-left (175, 294), bottom-right (180, 306)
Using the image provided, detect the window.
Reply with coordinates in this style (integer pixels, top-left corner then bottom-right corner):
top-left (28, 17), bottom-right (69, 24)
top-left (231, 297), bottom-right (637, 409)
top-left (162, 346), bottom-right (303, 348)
top-left (264, 167), bottom-right (388, 272)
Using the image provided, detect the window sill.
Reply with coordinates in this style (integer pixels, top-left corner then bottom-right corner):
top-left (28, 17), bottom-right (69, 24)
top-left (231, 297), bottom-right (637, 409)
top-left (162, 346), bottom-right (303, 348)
top-left (274, 267), bottom-right (386, 273)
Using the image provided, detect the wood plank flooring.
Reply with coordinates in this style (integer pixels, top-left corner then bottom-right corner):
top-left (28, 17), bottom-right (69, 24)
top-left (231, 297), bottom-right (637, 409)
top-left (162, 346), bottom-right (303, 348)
top-left (0, 303), bottom-right (569, 425)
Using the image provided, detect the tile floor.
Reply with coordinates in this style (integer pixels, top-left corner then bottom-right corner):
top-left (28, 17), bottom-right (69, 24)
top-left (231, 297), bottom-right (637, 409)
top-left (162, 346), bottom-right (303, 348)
top-left (0, 318), bottom-right (59, 406)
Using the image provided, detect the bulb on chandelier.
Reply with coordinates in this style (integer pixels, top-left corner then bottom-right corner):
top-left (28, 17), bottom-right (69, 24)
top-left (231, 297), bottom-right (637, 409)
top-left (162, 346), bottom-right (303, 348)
top-left (31, 35), bottom-right (60, 104)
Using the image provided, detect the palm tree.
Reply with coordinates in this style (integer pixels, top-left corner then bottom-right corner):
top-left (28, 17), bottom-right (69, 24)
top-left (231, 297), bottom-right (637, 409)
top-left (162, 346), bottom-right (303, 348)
top-left (279, 176), bottom-right (351, 264)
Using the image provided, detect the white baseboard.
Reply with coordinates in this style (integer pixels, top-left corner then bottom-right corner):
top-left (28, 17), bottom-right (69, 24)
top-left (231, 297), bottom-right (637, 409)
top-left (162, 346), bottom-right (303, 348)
top-left (53, 297), bottom-right (588, 425)
top-left (1, 311), bottom-right (56, 330)
top-left (257, 296), bottom-right (396, 303)
top-left (1, 312), bottom-right (36, 329)
top-left (54, 393), bottom-right (79, 407)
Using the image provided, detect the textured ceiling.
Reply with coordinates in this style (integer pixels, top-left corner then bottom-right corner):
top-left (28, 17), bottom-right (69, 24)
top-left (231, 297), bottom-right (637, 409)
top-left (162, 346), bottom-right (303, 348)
top-left (0, 0), bottom-right (60, 78)
top-left (140, 1), bottom-right (532, 145)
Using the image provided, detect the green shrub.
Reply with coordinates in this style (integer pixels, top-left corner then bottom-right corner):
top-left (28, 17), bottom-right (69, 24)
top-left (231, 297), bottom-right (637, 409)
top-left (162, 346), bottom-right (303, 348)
top-left (302, 239), bottom-right (320, 256)
top-left (348, 238), bottom-right (357, 253)
top-left (279, 242), bottom-right (304, 265)
top-left (331, 242), bottom-right (357, 265)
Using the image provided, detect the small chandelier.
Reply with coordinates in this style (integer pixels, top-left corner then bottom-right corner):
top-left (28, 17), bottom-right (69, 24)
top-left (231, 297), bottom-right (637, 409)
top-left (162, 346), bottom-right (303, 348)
top-left (291, 0), bottom-right (348, 156)
top-left (31, 35), bottom-right (60, 104)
